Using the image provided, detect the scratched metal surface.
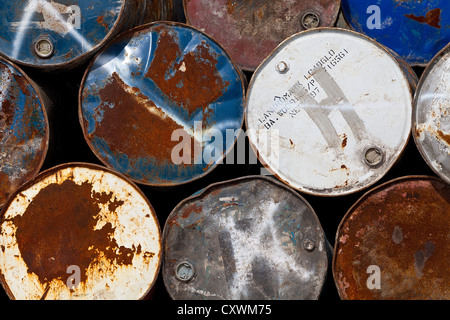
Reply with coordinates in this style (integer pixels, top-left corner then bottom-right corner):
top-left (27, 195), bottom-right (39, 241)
top-left (413, 44), bottom-right (450, 185)
top-left (163, 176), bottom-right (330, 300)
top-left (0, 0), bottom-right (162, 69)
top-left (183, 0), bottom-right (341, 71)
top-left (0, 57), bottom-right (49, 208)
top-left (245, 28), bottom-right (414, 197)
top-left (341, 0), bottom-right (450, 66)
top-left (79, 22), bottom-right (246, 186)
top-left (333, 176), bottom-right (450, 300)
top-left (0, 163), bottom-right (161, 300)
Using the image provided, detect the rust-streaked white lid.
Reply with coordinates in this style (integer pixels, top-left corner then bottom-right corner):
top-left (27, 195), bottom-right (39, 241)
top-left (0, 163), bottom-right (161, 300)
top-left (246, 28), bottom-right (413, 196)
top-left (413, 45), bottom-right (450, 185)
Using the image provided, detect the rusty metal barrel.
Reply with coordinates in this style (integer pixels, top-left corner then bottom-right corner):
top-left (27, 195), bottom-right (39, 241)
top-left (333, 176), bottom-right (450, 300)
top-left (0, 56), bottom-right (49, 208)
top-left (162, 176), bottom-right (330, 300)
top-left (79, 21), bottom-right (246, 187)
top-left (413, 44), bottom-right (450, 185)
top-left (183, 0), bottom-right (341, 71)
top-left (0, 163), bottom-right (161, 300)
top-left (245, 28), bottom-right (416, 197)
top-left (341, 0), bottom-right (450, 66)
top-left (0, 0), bottom-right (172, 70)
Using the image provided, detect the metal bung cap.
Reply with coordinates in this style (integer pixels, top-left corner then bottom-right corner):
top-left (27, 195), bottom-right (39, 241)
top-left (341, 0), bottom-right (450, 66)
top-left (245, 28), bottom-right (413, 197)
top-left (0, 163), bottom-right (161, 300)
top-left (163, 176), bottom-right (330, 300)
top-left (413, 44), bottom-right (450, 185)
top-left (333, 176), bottom-right (450, 300)
top-left (79, 22), bottom-right (245, 187)
top-left (183, 0), bottom-right (340, 71)
top-left (0, 56), bottom-right (49, 208)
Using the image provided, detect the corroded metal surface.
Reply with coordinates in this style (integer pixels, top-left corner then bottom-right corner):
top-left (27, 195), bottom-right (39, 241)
top-left (183, 0), bottom-right (341, 71)
top-left (245, 28), bottom-right (414, 196)
top-left (341, 0), bottom-right (450, 66)
top-left (0, 56), bottom-right (48, 208)
top-left (333, 176), bottom-right (450, 300)
top-left (0, 0), bottom-right (168, 69)
top-left (163, 176), bottom-right (330, 300)
top-left (413, 44), bottom-right (450, 185)
top-left (79, 22), bottom-right (245, 186)
top-left (0, 163), bottom-right (161, 300)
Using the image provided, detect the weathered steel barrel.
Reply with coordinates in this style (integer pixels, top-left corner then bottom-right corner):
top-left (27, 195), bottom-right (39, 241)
top-left (0, 56), bottom-right (49, 208)
top-left (0, 0), bottom-right (172, 70)
top-left (245, 28), bottom-right (415, 197)
top-left (183, 0), bottom-right (341, 71)
top-left (341, 0), bottom-right (450, 66)
top-left (333, 176), bottom-right (450, 300)
top-left (162, 176), bottom-right (330, 300)
top-left (413, 44), bottom-right (450, 185)
top-left (79, 22), bottom-right (246, 187)
top-left (0, 163), bottom-right (161, 300)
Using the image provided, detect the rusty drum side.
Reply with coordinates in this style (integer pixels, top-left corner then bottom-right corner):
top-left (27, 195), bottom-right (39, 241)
top-left (162, 176), bottom-right (330, 300)
top-left (0, 56), bottom-right (49, 208)
top-left (0, 162), bottom-right (161, 300)
top-left (333, 176), bottom-right (450, 300)
top-left (183, 0), bottom-right (341, 71)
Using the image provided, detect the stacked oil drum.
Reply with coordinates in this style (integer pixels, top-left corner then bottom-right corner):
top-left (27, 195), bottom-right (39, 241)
top-left (0, 0), bottom-right (448, 301)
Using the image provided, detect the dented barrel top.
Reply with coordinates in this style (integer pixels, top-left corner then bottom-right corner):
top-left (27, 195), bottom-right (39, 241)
top-left (341, 0), bottom-right (450, 66)
top-left (245, 28), bottom-right (413, 197)
top-left (163, 176), bottom-right (330, 300)
top-left (0, 56), bottom-right (49, 208)
top-left (0, 163), bottom-right (161, 300)
top-left (413, 44), bottom-right (450, 185)
top-left (183, 0), bottom-right (341, 71)
top-left (0, 0), bottom-right (149, 68)
top-left (79, 22), bottom-right (246, 187)
top-left (333, 176), bottom-right (450, 300)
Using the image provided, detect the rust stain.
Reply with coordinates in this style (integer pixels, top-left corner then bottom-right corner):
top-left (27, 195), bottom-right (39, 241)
top-left (341, 135), bottom-right (348, 149)
top-left (436, 129), bottom-right (450, 146)
top-left (405, 8), bottom-right (441, 29)
top-left (96, 16), bottom-right (109, 31)
top-left (10, 179), bottom-right (135, 286)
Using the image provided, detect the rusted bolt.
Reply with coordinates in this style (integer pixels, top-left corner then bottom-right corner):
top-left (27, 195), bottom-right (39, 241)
top-left (301, 11), bottom-right (321, 29)
top-left (364, 146), bottom-right (385, 168)
top-left (303, 238), bottom-right (315, 252)
top-left (276, 61), bottom-right (289, 74)
top-left (175, 260), bottom-right (195, 282)
top-left (35, 37), bottom-right (54, 59)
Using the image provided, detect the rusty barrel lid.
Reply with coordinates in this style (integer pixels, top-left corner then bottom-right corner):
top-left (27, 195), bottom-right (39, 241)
top-left (245, 28), bottom-right (414, 197)
top-left (0, 163), bottom-right (161, 300)
top-left (413, 44), bottom-right (450, 185)
top-left (79, 22), bottom-right (246, 187)
top-left (341, 0), bottom-right (450, 67)
top-left (162, 176), bottom-right (330, 300)
top-left (183, 0), bottom-right (341, 72)
top-left (0, 56), bottom-right (49, 208)
top-left (0, 0), bottom-right (154, 69)
top-left (333, 176), bottom-right (450, 300)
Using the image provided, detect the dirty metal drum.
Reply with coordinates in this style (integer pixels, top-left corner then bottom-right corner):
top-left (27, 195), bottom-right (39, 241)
top-left (0, 56), bottom-right (49, 208)
top-left (0, 163), bottom-right (161, 300)
top-left (79, 22), bottom-right (245, 186)
top-left (245, 28), bottom-right (414, 197)
top-left (0, 0), bottom-right (163, 69)
top-left (341, 0), bottom-right (450, 66)
top-left (413, 45), bottom-right (450, 185)
top-left (333, 176), bottom-right (450, 300)
top-left (163, 176), bottom-right (330, 300)
top-left (183, 0), bottom-right (341, 71)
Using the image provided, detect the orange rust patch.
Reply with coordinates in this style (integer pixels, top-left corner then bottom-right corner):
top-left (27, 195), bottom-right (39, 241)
top-left (96, 16), bottom-right (109, 31)
top-left (405, 8), bottom-right (441, 29)
top-left (436, 129), bottom-right (450, 146)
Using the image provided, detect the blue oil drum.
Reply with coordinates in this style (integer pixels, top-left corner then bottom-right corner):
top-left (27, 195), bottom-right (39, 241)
top-left (79, 22), bottom-right (246, 186)
top-left (341, 0), bottom-right (450, 66)
top-left (0, 56), bottom-right (49, 207)
top-left (0, 0), bottom-right (172, 70)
